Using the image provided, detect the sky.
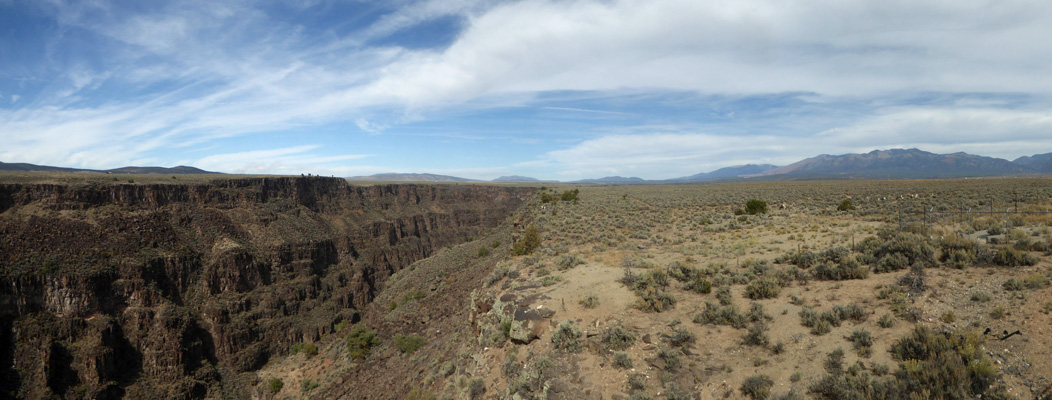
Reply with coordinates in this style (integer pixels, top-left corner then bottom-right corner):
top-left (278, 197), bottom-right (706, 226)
top-left (2, 0), bottom-right (1052, 181)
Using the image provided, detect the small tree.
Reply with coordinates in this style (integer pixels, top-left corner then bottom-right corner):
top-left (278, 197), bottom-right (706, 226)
top-left (512, 225), bottom-right (540, 256)
top-left (838, 199), bottom-right (855, 211)
top-left (745, 200), bottom-right (767, 215)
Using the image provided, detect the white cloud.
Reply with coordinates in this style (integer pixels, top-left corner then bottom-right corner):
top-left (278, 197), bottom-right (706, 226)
top-left (541, 132), bottom-right (819, 180)
top-left (817, 108), bottom-right (1052, 159)
top-left (6, 0), bottom-right (1052, 176)
top-left (194, 145), bottom-right (371, 174)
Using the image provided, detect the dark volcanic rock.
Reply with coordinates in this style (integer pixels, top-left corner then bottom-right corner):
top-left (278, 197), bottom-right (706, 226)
top-left (0, 177), bottom-right (533, 398)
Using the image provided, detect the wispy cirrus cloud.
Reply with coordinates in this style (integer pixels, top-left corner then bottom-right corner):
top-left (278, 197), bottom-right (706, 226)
top-left (3, 0), bottom-right (1052, 178)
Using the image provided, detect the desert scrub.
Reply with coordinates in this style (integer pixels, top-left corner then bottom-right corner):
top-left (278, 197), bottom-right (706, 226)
top-left (268, 378), bottom-right (284, 394)
top-left (694, 301), bottom-right (746, 329)
top-left (667, 327), bottom-right (695, 347)
top-left (810, 327), bottom-right (1006, 399)
top-left (740, 375), bottom-right (773, 400)
top-left (557, 254), bottom-right (586, 270)
top-left (394, 334), bottom-right (426, 354)
top-left (742, 322), bottom-right (770, 347)
top-left (846, 329), bottom-right (873, 357)
top-left (551, 320), bottom-right (582, 353)
top-left (970, 291), bottom-right (992, 302)
top-left (346, 326), bottom-right (381, 360)
top-left (657, 347), bottom-right (681, 371)
top-left (744, 277), bottom-right (781, 299)
top-left (579, 294), bottom-right (599, 309)
top-left (604, 324), bottom-right (637, 350)
top-left (812, 259), bottom-right (869, 281)
top-left (612, 352), bottom-right (633, 369)
top-left (991, 246), bottom-right (1037, 267)
top-left (878, 313), bottom-right (896, 328)
top-left (716, 285), bottom-right (733, 305)
top-left (468, 377), bottom-right (485, 399)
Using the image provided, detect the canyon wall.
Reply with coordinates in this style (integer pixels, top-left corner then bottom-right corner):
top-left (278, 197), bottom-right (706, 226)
top-left (0, 177), bottom-right (533, 399)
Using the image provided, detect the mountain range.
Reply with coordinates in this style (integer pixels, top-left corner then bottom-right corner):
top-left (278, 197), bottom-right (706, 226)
top-left (0, 162), bottom-right (217, 175)
top-left (6, 149), bottom-right (1052, 183)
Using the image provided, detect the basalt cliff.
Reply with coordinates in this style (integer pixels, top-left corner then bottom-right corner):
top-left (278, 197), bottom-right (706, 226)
top-left (0, 177), bottom-right (533, 399)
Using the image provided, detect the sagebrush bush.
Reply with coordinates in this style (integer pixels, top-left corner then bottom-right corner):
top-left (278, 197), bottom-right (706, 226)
top-left (811, 327), bottom-right (1007, 399)
top-left (744, 277), bottom-right (781, 299)
top-left (743, 322), bottom-right (770, 347)
top-left (657, 347), bottom-right (681, 371)
top-left (695, 301), bottom-right (746, 329)
top-left (347, 326), bottom-right (381, 360)
top-left (668, 327), bottom-right (696, 347)
top-left (551, 320), bottom-right (582, 353)
top-left (741, 375), bottom-right (774, 400)
top-left (813, 259), bottom-right (869, 281)
top-left (613, 352), bottom-right (633, 369)
top-left (604, 324), bottom-right (637, 351)
top-left (992, 246), bottom-right (1038, 267)
top-left (579, 294), bottom-right (599, 309)
top-left (394, 334), bottom-right (426, 354)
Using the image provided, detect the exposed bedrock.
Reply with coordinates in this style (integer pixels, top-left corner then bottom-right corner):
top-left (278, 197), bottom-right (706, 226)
top-left (0, 177), bottom-right (533, 398)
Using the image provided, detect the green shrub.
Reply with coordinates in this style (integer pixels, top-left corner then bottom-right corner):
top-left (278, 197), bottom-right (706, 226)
top-left (579, 294), bottom-right (599, 309)
top-left (743, 322), bottom-right (769, 347)
top-left (745, 200), bottom-right (768, 215)
top-left (878, 313), bottom-right (896, 328)
top-left (716, 285), bottom-right (732, 305)
top-left (346, 326), bottom-right (381, 360)
top-left (394, 334), bottom-right (426, 354)
top-left (744, 277), bottom-right (781, 299)
top-left (560, 189), bottom-right (580, 203)
top-left (633, 286), bottom-right (676, 312)
top-left (970, 291), bottom-right (992, 302)
top-left (512, 225), bottom-right (541, 256)
top-left (837, 199), bottom-right (855, 211)
top-left (604, 324), bottom-right (636, 351)
top-left (684, 273), bottom-right (712, 294)
top-left (268, 378), bottom-right (284, 394)
top-left (551, 320), bottom-right (582, 353)
top-left (301, 380), bottom-right (319, 393)
top-left (1023, 272), bottom-right (1050, 289)
top-left (477, 247), bottom-right (490, 257)
top-left (694, 301), bottom-right (746, 329)
top-left (657, 347), bottom-right (681, 371)
top-left (740, 375), bottom-right (774, 400)
top-left (468, 377), bottom-right (486, 399)
top-left (991, 246), bottom-right (1037, 267)
top-left (847, 329), bottom-right (873, 357)
top-left (813, 259), bottom-right (869, 281)
top-left (613, 352), bottom-right (633, 369)
top-left (1002, 278), bottom-right (1024, 291)
top-left (668, 327), bottom-right (695, 347)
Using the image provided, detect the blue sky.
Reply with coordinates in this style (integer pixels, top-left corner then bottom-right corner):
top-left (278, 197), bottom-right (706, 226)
top-left (3, 0), bottom-right (1052, 180)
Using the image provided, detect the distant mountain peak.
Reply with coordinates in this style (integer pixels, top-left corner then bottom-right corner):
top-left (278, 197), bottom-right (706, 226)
top-left (348, 173), bottom-right (475, 182)
top-left (492, 175), bottom-right (540, 182)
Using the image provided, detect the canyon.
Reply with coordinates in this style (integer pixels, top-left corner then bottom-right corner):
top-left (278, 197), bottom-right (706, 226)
top-left (0, 177), bottom-right (533, 399)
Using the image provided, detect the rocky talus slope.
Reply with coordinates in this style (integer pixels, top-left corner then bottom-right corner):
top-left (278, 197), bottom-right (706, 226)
top-left (0, 177), bottom-right (533, 399)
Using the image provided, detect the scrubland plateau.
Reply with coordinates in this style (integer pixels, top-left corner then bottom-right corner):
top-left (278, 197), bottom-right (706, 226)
top-left (2, 175), bottom-right (1052, 399)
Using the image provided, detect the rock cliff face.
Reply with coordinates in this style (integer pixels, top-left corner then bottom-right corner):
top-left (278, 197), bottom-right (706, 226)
top-left (0, 177), bottom-right (534, 399)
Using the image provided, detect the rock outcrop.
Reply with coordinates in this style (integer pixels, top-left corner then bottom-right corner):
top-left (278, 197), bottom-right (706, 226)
top-left (0, 177), bottom-right (533, 398)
